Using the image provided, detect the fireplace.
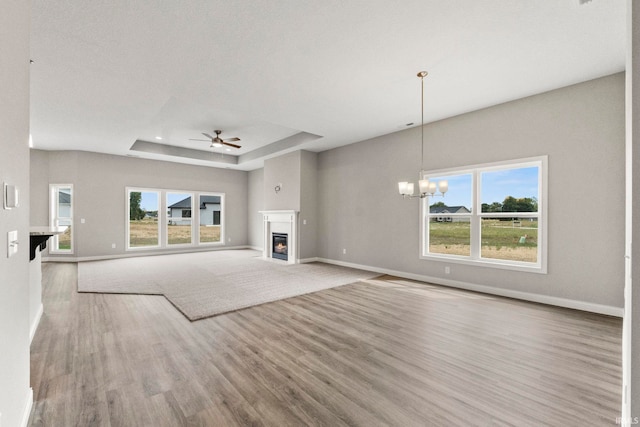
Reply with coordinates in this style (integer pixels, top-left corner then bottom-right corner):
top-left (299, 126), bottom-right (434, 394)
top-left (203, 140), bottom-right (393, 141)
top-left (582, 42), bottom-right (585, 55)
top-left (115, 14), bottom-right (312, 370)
top-left (260, 210), bottom-right (298, 264)
top-left (272, 233), bottom-right (288, 260)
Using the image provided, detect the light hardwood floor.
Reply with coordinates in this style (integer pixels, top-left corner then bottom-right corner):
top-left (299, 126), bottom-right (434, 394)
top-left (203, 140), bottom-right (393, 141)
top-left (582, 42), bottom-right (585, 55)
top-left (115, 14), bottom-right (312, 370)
top-left (29, 262), bottom-right (621, 426)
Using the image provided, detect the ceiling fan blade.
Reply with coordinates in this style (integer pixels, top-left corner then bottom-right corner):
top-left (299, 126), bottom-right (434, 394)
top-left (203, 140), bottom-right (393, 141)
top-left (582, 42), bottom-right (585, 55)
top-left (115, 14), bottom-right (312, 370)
top-left (223, 137), bottom-right (241, 142)
top-left (222, 141), bottom-right (241, 149)
top-left (202, 133), bottom-right (215, 139)
top-left (189, 138), bottom-right (210, 142)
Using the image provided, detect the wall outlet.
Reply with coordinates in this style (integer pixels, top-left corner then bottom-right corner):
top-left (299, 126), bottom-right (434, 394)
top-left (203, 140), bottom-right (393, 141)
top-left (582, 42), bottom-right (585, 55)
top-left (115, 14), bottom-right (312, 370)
top-left (303, 219), bottom-right (307, 225)
top-left (81, 218), bottom-right (85, 224)
top-left (343, 248), bottom-right (346, 254)
top-left (445, 266), bottom-right (451, 275)
top-left (111, 243), bottom-right (116, 249)
top-left (228, 237), bottom-right (231, 242)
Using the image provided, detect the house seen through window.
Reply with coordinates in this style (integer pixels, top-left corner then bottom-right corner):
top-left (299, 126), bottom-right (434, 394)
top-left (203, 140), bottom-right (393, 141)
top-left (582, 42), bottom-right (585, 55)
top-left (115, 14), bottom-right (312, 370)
top-left (167, 192), bottom-right (193, 245)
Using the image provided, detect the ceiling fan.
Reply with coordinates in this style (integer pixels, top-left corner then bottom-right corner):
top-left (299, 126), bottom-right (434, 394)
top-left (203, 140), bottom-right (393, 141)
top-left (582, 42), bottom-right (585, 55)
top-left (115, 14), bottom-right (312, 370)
top-left (190, 130), bottom-right (241, 149)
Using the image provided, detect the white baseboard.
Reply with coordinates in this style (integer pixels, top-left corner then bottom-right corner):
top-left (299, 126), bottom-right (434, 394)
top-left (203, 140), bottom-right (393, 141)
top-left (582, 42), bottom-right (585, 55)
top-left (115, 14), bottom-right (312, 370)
top-left (299, 257), bottom-right (320, 264)
top-left (316, 257), bottom-right (624, 317)
top-left (42, 245), bottom-right (254, 263)
top-left (30, 304), bottom-right (43, 344)
top-left (20, 387), bottom-right (33, 427)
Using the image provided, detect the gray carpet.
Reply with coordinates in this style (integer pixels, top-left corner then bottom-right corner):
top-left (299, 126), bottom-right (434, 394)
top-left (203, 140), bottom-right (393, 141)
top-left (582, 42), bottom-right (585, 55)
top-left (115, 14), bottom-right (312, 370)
top-left (77, 249), bottom-right (379, 320)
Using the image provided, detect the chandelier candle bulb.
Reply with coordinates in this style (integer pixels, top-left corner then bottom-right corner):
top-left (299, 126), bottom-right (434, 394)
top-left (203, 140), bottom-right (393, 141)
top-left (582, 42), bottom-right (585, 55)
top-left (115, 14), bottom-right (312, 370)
top-left (438, 180), bottom-right (448, 194)
top-left (398, 182), bottom-right (409, 195)
top-left (419, 179), bottom-right (430, 194)
top-left (406, 183), bottom-right (415, 195)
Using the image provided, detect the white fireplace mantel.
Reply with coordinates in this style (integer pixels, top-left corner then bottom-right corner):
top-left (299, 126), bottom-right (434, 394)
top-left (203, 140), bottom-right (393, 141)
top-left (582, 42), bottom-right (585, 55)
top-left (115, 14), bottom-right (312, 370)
top-left (259, 210), bottom-right (298, 264)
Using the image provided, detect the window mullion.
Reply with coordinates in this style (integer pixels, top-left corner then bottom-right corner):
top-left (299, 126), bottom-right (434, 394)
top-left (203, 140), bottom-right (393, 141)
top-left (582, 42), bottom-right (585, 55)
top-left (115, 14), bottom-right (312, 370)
top-left (470, 170), bottom-right (480, 259)
top-left (194, 192), bottom-right (200, 245)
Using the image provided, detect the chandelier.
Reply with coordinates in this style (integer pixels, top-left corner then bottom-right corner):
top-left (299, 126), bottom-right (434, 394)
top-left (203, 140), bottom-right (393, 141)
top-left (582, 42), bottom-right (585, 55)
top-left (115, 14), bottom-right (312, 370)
top-left (398, 71), bottom-right (448, 199)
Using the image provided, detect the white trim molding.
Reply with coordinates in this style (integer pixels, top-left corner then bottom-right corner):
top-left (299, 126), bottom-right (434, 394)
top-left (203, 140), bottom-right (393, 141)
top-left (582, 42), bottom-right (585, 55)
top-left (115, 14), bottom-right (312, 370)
top-left (19, 387), bottom-right (33, 427)
top-left (30, 304), bottom-right (43, 344)
top-left (42, 245), bottom-right (252, 263)
top-left (316, 257), bottom-right (623, 317)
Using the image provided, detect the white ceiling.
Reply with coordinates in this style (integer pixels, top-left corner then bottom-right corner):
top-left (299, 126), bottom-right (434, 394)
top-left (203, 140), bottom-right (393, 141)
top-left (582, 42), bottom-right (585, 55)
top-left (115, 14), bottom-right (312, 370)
top-left (30, 0), bottom-right (626, 171)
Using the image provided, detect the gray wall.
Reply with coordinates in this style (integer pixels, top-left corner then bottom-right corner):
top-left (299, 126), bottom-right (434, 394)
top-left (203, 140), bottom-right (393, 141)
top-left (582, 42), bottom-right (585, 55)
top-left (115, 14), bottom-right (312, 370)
top-left (247, 168), bottom-right (264, 248)
top-left (263, 150), bottom-right (302, 211)
top-left (0, 0), bottom-right (32, 424)
top-left (299, 151), bottom-right (318, 260)
top-left (30, 150), bottom-right (249, 259)
top-left (318, 73), bottom-right (625, 309)
top-left (30, 149), bottom-right (49, 225)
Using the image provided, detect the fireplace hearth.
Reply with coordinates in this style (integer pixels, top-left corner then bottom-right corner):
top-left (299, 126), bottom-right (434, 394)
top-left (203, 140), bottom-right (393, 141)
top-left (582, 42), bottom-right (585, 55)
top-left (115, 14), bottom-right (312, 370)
top-left (272, 233), bottom-right (288, 261)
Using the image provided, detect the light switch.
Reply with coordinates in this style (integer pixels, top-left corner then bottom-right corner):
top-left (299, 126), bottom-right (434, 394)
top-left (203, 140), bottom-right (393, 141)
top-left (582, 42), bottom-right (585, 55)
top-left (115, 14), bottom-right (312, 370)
top-left (3, 183), bottom-right (19, 209)
top-left (7, 230), bottom-right (18, 258)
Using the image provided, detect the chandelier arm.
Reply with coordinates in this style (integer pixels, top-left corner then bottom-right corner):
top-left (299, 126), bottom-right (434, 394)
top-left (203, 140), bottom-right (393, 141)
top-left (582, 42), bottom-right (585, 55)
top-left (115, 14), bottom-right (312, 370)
top-left (401, 193), bottom-right (446, 199)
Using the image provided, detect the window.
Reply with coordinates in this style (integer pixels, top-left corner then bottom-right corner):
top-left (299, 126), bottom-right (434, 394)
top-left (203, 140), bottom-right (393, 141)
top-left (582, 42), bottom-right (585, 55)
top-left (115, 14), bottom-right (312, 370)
top-left (50, 184), bottom-right (73, 253)
top-left (167, 192), bottom-right (193, 245)
top-left (199, 194), bottom-right (222, 244)
top-left (427, 173), bottom-right (472, 257)
top-left (421, 156), bottom-right (547, 273)
top-left (126, 188), bottom-right (224, 250)
top-left (127, 189), bottom-right (160, 248)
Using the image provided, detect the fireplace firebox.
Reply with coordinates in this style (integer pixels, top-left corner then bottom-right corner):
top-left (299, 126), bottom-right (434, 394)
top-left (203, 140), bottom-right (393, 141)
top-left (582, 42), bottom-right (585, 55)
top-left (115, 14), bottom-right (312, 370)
top-left (272, 233), bottom-right (288, 261)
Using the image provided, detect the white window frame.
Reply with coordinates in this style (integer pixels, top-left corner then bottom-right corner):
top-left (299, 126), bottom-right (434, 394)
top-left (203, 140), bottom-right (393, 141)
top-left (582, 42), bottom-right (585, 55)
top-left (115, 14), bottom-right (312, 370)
top-left (49, 184), bottom-right (74, 254)
top-left (126, 187), bottom-right (225, 251)
top-left (420, 156), bottom-right (548, 274)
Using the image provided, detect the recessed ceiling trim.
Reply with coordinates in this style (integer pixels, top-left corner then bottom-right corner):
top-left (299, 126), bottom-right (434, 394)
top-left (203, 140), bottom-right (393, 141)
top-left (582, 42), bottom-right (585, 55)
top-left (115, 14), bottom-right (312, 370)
top-left (130, 140), bottom-right (238, 165)
top-left (238, 132), bottom-right (323, 164)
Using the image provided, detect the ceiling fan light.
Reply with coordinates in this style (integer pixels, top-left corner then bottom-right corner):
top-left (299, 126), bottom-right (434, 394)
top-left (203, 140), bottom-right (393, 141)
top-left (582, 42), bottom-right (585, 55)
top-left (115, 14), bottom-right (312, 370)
top-left (212, 142), bottom-right (223, 148)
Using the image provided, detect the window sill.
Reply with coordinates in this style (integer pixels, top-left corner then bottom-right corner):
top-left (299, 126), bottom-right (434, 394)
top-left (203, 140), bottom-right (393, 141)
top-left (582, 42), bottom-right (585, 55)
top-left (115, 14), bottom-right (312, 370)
top-left (420, 253), bottom-right (546, 274)
top-left (126, 242), bottom-right (225, 251)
